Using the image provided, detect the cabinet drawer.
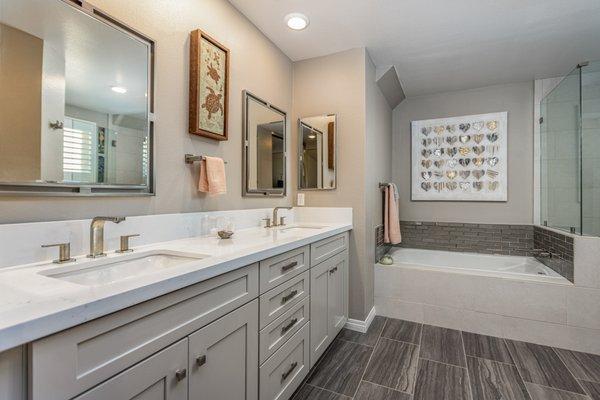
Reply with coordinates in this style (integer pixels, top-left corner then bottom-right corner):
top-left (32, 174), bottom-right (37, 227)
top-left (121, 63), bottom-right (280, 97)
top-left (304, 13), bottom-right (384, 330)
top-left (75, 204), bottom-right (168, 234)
top-left (259, 296), bottom-right (309, 364)
top-left (30, 264), bottom-right (259, 400)
top-left (259, 270), bottom-right (309, 329)
top-left (310, 232), bottom-right (348, 266)
top-left (259, 322), bottom-right (310, 400)
top-left (259, 245), bottom-right (309, 294)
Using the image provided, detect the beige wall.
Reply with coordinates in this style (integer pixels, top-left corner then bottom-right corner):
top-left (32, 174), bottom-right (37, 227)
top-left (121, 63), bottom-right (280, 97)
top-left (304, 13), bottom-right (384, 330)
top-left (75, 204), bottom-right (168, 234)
top-left (393, 82), bottom-right (534, 224)
top-left (292, 48), bottom-right (392, 320)
top-left (0, 0), bottom-right (293, 223)
top-left (364, 53), bottom-right (392, 313)
top-left (0, 23), bottom-right (42, 182)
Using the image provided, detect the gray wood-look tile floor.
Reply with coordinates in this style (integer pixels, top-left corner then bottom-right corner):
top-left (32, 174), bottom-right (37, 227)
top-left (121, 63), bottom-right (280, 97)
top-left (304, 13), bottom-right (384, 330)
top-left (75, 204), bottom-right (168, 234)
top-left (292, 317), bottom-right (600, 400)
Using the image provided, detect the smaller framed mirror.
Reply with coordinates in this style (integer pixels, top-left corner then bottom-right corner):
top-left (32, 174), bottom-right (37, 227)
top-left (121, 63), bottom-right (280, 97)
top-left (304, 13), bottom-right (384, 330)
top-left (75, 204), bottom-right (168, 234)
top-left (242, 91), bottom-right (287, 197)
top-left (298, 115), bottom-right (337, 190)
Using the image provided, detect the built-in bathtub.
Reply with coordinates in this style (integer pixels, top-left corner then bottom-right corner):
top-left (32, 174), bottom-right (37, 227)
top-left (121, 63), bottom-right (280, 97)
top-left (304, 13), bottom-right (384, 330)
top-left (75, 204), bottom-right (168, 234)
top-left (383, 247), bottom-right (566, 283)
top-left (373, 247), bottom-right (595, 354)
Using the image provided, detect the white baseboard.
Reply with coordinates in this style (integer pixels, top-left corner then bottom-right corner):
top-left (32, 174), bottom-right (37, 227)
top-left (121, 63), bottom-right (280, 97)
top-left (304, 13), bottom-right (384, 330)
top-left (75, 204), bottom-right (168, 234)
top-left (344, 306), bottom-right (376, 333)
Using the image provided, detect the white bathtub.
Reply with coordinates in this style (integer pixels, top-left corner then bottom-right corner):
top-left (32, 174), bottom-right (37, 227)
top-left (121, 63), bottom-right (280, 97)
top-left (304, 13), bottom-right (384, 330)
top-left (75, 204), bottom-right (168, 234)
top-left (382, 248), bottom-right (566, 283)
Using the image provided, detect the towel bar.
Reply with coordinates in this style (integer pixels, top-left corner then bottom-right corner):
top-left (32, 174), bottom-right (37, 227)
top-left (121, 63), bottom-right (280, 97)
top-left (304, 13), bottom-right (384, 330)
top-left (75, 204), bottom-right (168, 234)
top-left (185, 154), bottom-right (228, 164)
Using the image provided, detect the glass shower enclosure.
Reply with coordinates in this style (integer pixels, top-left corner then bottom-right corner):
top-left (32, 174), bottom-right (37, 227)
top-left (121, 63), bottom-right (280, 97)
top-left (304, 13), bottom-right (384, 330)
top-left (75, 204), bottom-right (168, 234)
top-left (540, 61), bottom-right (600, 236)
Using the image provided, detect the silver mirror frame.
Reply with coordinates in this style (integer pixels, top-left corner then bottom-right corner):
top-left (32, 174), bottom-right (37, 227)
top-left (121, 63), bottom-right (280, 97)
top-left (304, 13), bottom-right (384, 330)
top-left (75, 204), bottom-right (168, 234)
top-left (242, 90), bottom-right (287, 197)
top-left (297, 114), bottom-right (337, 191)
top-left (0, 0), bottom-right (155, 197)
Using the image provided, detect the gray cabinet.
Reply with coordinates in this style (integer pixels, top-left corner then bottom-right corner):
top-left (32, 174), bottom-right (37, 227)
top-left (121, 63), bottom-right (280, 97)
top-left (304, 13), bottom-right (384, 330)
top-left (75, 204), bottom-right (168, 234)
top-left (309, 250), bottom-right (348, 368)
top-left (188, 300), bottom-right (259, 400)
top-left (73, 338), bottom-right (188, 400)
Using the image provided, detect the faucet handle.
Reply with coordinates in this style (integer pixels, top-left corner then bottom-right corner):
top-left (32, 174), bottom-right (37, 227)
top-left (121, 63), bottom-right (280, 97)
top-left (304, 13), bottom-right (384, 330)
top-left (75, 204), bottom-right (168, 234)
top-left (279, 216), bottom-right (286, 226)
top-left (116, 234), bottom-right (140, 253)
top-left (42, 243), bottom-right (75, 264)
top-left (263, 218), bottom-right (272, 228)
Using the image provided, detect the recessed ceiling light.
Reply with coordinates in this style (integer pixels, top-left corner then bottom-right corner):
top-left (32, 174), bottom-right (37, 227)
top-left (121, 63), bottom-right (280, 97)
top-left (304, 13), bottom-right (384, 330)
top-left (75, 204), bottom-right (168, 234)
top-left (285, 13), bottom-right (309, 30)
top-left (111, 86), bottom-right (127, 94)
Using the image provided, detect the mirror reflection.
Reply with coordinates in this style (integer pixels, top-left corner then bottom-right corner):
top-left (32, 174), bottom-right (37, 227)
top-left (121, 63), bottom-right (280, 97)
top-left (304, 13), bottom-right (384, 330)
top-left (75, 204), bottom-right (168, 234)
top-left (0, 0), bottom-right (151, 188)
top-left (298, 115), bottom-right (336, 190)
top-left (243, 91), bottom-right (287, 196)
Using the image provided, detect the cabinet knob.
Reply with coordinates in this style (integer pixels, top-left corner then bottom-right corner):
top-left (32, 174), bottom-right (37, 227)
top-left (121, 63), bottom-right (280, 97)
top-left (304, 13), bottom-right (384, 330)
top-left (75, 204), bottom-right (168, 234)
top-left (175, 369), bottom-right (187, 382)
top-left (196, 354), bottom-right (207, 367)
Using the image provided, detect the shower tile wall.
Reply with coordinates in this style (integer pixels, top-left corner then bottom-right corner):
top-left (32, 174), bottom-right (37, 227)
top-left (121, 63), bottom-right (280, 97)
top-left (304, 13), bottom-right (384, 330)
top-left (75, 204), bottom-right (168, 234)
top-left (398, 221), bottom-right (534, 255)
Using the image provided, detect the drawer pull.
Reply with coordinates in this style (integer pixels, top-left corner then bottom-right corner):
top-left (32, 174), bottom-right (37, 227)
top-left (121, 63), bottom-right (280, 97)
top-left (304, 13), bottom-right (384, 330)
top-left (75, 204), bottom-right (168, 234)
top-left (329, 266), bottom-right (338, 274)
top-left (196, 355), bottom-right (207, 367)
top-left (281, 318), bottom-right (298, 335)
top-left (281, 290), bottom-right (298, 304)
top-left (175, 369), bottom-right (187, 382)
top-left (281, 261), bottom-right (298, 272)
top-left (281, 362), bottom-right (298, 382)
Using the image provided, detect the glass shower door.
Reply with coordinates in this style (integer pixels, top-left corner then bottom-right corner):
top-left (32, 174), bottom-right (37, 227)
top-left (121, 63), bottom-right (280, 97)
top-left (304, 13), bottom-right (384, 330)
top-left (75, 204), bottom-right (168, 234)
top-left (540, 66), bottom-right (582, 234)
top-left (581, 61), bottom-right (600, 236)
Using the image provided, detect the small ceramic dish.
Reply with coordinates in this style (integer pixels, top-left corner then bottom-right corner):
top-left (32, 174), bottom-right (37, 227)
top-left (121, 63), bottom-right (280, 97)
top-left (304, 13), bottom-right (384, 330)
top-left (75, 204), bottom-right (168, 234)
top-left (217, 230), bottom-right (234, 239)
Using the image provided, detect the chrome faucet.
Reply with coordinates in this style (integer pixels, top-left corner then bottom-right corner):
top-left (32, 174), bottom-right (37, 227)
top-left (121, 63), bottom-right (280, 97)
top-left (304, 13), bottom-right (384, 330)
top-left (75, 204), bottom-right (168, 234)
top-left (272, 207), bottom-right (292, 227)
top-left (88, 216), bottom-right (126, 258)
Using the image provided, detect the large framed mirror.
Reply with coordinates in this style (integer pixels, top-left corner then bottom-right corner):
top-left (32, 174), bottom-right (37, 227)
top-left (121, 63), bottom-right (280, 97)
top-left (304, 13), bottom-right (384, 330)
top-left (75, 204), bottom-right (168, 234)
top-left (298, 115), bottom-right (337, 190)
top-left (242, 91), bottom-right (287, 197)
top-left (0, 0), bottom-right (154, 196)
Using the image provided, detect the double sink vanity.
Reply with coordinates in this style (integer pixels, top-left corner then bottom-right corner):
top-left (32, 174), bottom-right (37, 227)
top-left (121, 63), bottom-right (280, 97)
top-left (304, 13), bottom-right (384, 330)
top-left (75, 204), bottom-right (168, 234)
top-left (0, 209), bottom-right (351, 400)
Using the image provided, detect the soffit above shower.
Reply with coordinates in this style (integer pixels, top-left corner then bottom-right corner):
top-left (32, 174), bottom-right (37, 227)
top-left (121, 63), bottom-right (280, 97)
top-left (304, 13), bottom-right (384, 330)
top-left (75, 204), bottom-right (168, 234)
top-left (228, 0), bottom-right (600, 97)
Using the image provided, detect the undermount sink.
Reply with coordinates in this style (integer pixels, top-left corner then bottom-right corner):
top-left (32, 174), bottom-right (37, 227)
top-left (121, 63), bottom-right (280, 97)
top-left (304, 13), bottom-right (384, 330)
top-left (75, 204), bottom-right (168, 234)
top-left (39, 250), bottom-right (209, 286)
top-left (277, 224), bottom-right (325, 232)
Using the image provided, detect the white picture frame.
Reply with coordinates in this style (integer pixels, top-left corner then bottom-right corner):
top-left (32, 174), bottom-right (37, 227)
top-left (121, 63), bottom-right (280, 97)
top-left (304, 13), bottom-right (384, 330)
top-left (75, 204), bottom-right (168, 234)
top-left (411, 112), bottom-right (508, 202)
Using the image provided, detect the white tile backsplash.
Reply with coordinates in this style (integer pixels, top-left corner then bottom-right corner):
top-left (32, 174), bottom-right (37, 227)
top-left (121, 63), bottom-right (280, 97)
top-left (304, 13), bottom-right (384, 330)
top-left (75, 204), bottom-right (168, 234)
top-left (0, 207), bottom-right (352, 269)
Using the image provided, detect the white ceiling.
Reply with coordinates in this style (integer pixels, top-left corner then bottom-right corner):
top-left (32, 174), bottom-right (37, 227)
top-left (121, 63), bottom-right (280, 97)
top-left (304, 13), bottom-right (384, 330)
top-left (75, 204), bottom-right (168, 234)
top-left (1, 0), bottom-right (149, 115)
top-left (228, 0), bottom-right (600, 97)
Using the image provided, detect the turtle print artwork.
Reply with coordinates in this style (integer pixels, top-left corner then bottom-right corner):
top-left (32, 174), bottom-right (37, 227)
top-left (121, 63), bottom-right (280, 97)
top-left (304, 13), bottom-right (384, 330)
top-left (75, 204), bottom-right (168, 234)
top-left (189, 29), bottom-right (230, 140)
top-left (411, 112), bottom-right (507, 201)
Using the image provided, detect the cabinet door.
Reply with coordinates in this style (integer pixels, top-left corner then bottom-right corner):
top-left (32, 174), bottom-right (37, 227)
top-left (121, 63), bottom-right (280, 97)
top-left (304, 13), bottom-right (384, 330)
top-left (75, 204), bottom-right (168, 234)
top-left (309, 259), bottom-right (331, 368)
top-left (328, 251), bottom-right (348, 338)
top-left (74, 339), bottom-right (188, 400)
top-left (188, 300), bottom-right (259, 400)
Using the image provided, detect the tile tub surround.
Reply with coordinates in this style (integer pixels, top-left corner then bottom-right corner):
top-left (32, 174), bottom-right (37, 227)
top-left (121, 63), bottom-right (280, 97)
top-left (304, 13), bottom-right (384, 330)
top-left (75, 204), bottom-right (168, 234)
top-left (534, 225), bottom-right (575, 282)
top-left (292, 317), bottom-right (600, 400)
top-left (398, 221), bottom-right (535, 256)
top-left (0, 209), bottom-right (352, 352)
top-left (375, 262), bottom-right (600, 356)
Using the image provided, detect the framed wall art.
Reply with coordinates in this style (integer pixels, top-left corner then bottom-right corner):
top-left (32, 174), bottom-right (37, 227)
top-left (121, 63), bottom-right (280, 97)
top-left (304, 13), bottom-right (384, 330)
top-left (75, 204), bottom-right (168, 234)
top-left (189, 29), bottom-right (229, 140)
top-left (411, 112), bottom-right (508, 202)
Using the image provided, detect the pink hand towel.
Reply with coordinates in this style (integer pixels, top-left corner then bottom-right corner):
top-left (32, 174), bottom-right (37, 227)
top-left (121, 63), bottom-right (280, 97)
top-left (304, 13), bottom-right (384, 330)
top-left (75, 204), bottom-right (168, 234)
top-left (384, 184), bottom-right (401, 244)
top-left (198, 156), bottom-right (227, 195)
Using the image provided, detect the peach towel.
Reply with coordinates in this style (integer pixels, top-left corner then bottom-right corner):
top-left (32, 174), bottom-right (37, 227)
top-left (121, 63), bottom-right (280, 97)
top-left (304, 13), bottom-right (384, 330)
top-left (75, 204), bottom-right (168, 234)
top-left (198, 156), bottom-right (227, 195)
top-left (384, 183), bottom-right (401, 244)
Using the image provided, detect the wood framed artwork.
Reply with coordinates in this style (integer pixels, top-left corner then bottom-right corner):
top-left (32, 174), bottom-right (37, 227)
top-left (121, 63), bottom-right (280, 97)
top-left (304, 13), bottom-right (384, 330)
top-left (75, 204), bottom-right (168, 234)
top-left (189, 29), bottom-right (229, 141)
top-left (411, 112), bottom-right (508, 202)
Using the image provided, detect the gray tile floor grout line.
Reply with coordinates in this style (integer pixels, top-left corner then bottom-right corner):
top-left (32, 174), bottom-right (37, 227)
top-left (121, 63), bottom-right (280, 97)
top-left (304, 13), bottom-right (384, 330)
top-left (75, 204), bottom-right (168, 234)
top-left (350, 317), bottom-right (389, 399)
top-left (459, 330), bottom-right (475, 400)
top-left (525, 381), bottom-right (593, 399)
top-left (549, 345), bottom-right (588, 394)
top-left (503, 337), bottom-right (535, 400)
top-left (466, 354), bottom-right (517, 367)
top-left (304, 383), bottom-right (352, 398)
top-left (361, 378), bottom-right (413, 396)
top-left (378, 335), bottom-right (421, 348)
top-left (418, 355), bottom-right (468, 370)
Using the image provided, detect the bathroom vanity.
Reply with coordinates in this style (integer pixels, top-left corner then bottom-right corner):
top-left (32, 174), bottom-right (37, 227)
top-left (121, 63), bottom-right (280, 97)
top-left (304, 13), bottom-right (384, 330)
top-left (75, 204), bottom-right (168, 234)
top-left (0, 213), bottom-right (351, 400)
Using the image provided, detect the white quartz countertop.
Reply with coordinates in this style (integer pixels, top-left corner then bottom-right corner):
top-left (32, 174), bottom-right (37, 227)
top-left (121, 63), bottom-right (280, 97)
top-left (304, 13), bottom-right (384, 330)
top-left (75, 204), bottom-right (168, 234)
top-left (0, 222), bottom-right (351, 352)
